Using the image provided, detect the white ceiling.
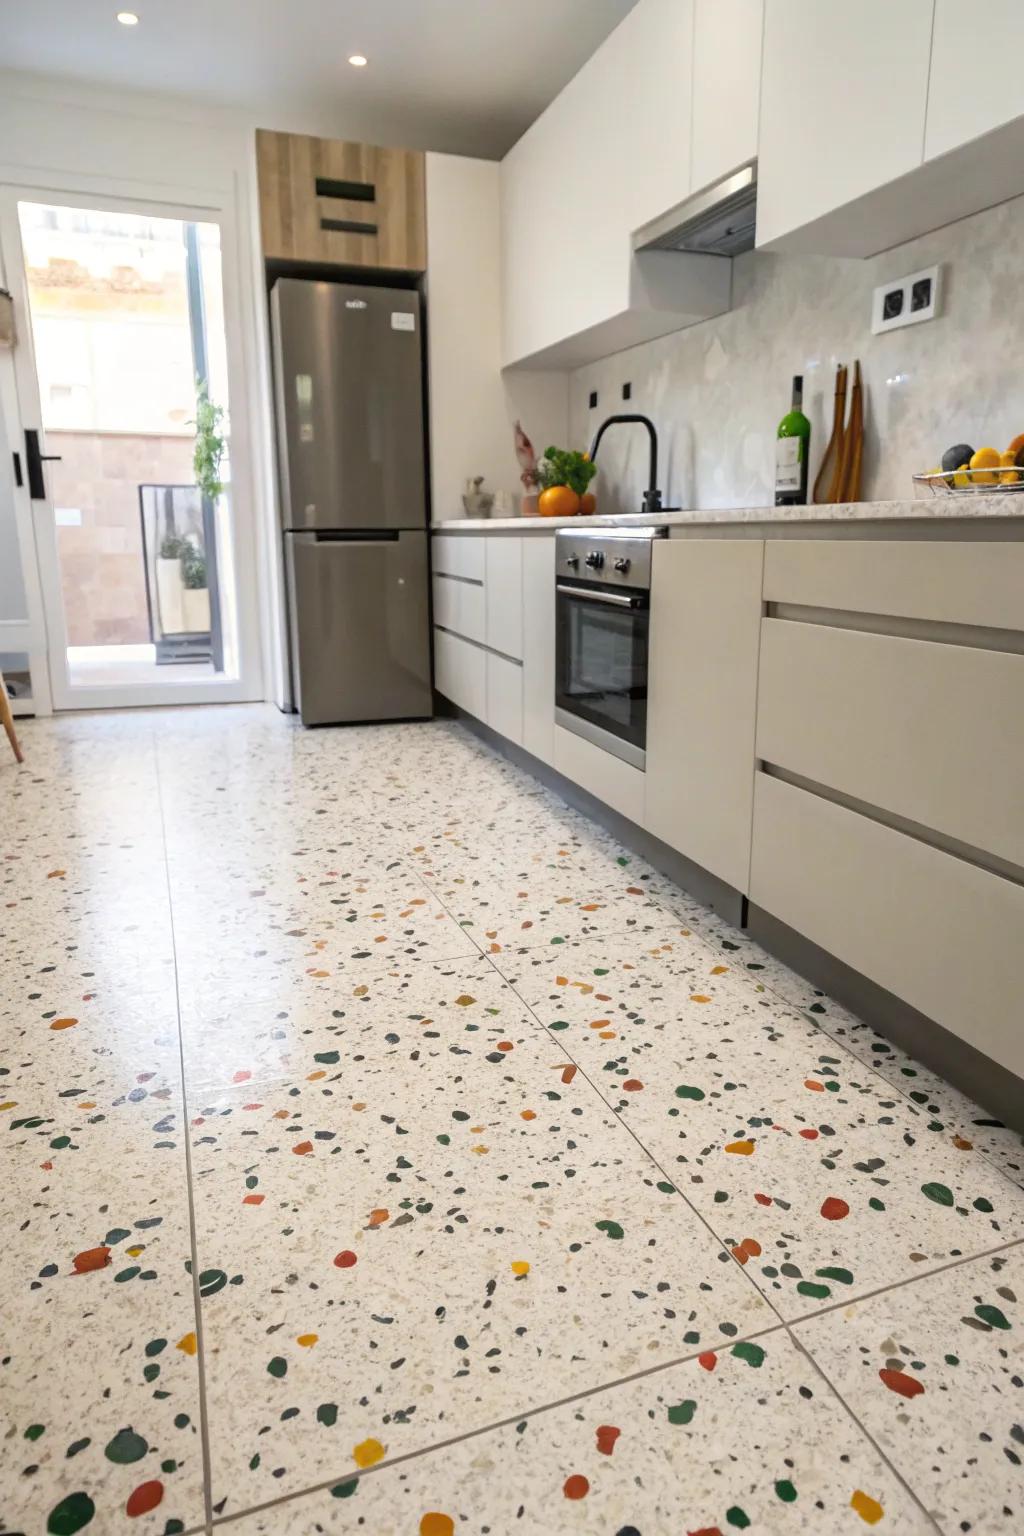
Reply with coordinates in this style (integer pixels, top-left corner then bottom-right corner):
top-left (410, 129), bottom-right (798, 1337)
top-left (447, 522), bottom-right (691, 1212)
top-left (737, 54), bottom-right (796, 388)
top-left (0, 0), bottom-right (639, 158)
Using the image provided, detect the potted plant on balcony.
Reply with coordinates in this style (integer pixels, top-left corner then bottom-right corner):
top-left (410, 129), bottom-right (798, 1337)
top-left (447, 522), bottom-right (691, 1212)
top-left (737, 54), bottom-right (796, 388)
top-left (180, 539), bottom-right (210, 633)
top-left (157, 532), bottom-right (187, 634)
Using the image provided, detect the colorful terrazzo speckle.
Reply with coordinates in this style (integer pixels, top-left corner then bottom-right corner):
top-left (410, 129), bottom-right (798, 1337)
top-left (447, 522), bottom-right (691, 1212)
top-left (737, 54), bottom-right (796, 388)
top-left (2, 707), bottom-right (1022, 1534)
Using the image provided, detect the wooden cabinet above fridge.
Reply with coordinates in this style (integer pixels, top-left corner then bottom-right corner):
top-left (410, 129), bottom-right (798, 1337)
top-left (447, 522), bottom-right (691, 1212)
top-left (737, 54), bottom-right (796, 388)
top-left (256, 129), bottom-right (427, 272)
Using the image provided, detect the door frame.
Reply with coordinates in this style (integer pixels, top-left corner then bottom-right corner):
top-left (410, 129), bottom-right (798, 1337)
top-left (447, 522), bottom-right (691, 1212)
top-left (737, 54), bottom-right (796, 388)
top-left (0, 342), bottom-right (52, 715)
top-left (0, 178), bottom-right (264, 711)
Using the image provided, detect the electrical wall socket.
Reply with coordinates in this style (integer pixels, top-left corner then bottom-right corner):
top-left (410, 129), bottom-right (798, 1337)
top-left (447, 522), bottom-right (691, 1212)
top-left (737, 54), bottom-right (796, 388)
top-left (871, 264), bottom-right (940, 335)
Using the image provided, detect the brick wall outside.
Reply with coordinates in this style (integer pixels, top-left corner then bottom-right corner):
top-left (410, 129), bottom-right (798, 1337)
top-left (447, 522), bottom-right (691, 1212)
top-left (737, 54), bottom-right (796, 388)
top-left (49, 430), bottom-right (195, 646)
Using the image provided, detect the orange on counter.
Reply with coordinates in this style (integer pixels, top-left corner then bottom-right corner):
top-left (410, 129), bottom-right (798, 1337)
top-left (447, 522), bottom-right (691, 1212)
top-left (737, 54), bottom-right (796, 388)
top-left (538, 485), bottom-right (580, 517)
top-left (579, 492), bottom-right (597, 515)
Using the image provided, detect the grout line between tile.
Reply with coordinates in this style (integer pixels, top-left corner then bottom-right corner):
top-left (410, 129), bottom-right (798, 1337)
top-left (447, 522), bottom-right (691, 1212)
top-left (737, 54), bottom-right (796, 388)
top-left (205, 1315), bottom-right (791, 1529)
top-left (154, 742), bottom-right (216, 1536)
top-left (785, 1232), bottom-right (1024, 1329)
top-left (144, 719), bottom-right (1023, 1536)
top-left (490, 932), bottom-right (1024, 1329)
top-left (407, 780), bottom-right (1024, 1536)
top-left (476, 947), bottom-right (793, 1327)
top-left (790, 1330), bottom-right (945, 1535)
top-left (206, 1230), bottom-right (1024, 1534)
top-left (407, 834), bottom-right (1024, 1338)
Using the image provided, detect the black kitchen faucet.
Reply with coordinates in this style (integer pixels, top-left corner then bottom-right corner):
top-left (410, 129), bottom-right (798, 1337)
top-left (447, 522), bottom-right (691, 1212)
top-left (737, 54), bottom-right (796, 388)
top-left (588, 413), bottom-right (668, 515)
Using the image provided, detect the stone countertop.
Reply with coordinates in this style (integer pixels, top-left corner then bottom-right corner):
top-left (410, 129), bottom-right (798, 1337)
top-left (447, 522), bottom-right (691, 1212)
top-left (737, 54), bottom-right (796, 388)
top-left (432, 494), bottom-right (1024, 532)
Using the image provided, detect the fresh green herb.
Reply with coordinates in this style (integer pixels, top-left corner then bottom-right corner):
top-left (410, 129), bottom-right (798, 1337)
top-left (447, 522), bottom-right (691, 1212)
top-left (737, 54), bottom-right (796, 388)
top-left (538, 446), bottom-right (597, 496)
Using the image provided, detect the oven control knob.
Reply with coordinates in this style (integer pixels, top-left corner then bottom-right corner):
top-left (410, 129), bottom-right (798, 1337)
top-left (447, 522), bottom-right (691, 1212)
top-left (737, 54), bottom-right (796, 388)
top-left (565, 554), bottom-right (579, 567)
top-left (614, 557), bottom-right (631, 573)
top-left (584, 550), bottom-right (604, 569)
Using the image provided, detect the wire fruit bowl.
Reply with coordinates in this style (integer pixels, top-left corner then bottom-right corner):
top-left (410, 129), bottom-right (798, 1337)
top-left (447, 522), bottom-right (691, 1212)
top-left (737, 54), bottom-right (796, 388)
top-left (912, 468), bottom-right (1024, 495)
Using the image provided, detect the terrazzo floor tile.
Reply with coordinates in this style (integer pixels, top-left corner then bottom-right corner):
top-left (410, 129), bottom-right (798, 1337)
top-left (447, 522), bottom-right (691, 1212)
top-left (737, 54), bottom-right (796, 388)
top-left (6, 705), bottom-right (1023, 1536)
top-left (752, 980), bottom-right (1024, 1192)
top-left (796, 1245), bottom-right (1024, 1534)
top-left (184, 959), bottom-right (772, 1514)
top-left (497, 932), bottom-right (1024, 1318)
top-left (1, 1040), bottom-right (204, 1536)
top-left (168, 865), bottom-right (482, 983)
top-left (675, 908), bottom-right (1024, 1189)
top-left (216, 1330), bottom-right (928, 1535)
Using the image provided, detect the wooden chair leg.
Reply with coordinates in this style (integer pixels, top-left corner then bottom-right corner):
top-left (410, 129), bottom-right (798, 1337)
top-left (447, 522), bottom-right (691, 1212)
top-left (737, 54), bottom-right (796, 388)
top-left (0, 673), bottom-right (25, 764)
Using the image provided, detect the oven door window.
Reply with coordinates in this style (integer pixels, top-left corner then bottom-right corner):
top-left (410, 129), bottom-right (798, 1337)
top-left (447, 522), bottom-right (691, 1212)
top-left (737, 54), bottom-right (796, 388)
top-left (556, 589), bottom-right (649, 750)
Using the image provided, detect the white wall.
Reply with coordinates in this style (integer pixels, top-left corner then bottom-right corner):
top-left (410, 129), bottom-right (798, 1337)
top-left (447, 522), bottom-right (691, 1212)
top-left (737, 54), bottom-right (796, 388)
top-left (569, 191), bottom-right (1024, 511)
top-left (425, 152), bottom-right (568, 520)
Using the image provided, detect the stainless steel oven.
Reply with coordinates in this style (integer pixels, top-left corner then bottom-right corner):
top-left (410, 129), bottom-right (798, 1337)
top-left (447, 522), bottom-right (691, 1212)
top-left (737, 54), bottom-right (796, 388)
top-left (554, 526), bottom-right (666, 769)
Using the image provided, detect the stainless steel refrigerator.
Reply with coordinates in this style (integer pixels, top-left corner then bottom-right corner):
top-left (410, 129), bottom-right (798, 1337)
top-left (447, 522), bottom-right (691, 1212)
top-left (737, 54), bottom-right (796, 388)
top-left (270, 277), bottom-right (432, 725)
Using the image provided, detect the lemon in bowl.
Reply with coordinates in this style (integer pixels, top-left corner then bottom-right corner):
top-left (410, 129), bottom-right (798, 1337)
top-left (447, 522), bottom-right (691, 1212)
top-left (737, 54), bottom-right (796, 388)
top-left (969, 446), bottom-right (1001, 485)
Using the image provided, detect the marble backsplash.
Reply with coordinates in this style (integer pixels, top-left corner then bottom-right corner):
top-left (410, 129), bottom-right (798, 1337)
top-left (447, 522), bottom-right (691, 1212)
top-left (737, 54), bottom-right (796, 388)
top-left (569, 193), bottom-right (1024, 512)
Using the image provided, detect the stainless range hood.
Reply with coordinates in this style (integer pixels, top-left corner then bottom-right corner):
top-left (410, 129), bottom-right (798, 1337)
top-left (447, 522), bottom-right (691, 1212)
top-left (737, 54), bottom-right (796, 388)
top-left (633, 163), bottom-right (757, 258)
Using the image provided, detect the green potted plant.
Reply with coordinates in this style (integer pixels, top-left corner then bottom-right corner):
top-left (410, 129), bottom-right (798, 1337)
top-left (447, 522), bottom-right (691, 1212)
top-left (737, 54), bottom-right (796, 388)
top-left (537, 446), bottom-right (598, 517)
top-left (180, 539), bottom-right (210, 634)
top-left (191, 381), bottom-right (226, 503)
top-left (156, 531), bottom-right (187, 634)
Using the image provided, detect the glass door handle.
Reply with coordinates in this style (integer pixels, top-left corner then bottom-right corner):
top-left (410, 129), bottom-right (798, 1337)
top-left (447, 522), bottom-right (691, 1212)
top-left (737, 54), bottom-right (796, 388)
top-left (24, 428), bottom-right (61, 500)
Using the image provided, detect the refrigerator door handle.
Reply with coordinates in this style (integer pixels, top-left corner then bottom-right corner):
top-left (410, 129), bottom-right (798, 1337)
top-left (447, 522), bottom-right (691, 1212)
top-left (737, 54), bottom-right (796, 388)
top-left (291, 530), bottom-right (402, 545)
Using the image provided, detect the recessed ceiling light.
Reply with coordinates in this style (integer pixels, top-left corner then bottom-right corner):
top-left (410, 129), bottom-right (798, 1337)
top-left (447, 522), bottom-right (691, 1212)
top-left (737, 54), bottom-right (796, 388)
top-left (116, 11), bottom-right (139, 23)
top-left (348, 54), bottom-right (368, 67)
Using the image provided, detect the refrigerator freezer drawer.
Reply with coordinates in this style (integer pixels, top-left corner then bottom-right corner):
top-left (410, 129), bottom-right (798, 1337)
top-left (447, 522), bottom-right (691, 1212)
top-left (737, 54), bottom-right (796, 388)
top-left (285, 530), bottom-right (432, 725)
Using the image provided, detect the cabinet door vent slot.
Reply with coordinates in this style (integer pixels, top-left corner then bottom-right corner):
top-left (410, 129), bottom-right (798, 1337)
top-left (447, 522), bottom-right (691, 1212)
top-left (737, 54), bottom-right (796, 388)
top-left (320, 217), bottom-right (378, 237)
top-left (315, 176), bottom-right (376, 203)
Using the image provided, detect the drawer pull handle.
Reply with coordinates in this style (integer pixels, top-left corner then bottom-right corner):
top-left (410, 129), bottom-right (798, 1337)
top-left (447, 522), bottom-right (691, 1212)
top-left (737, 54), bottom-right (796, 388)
top-left (315, 177), bottom-right (375, 203)
top-left (320, 217), bottom-right (377, 237)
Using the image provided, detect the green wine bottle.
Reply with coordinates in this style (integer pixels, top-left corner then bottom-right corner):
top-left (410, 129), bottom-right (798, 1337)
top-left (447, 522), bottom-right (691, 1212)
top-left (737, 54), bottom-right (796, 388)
top-left (775, 374), bottom-right (811, 506)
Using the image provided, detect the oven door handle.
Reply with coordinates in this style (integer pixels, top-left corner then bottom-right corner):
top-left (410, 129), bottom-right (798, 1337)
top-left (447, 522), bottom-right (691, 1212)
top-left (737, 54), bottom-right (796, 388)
top-left (556, 584), bottom-right (643, 609)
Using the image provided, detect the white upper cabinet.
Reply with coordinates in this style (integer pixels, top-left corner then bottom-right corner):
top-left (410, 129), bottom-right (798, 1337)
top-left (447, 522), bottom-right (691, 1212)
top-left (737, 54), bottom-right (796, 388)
top-left (756, 0), bottom-right (933, 252)
top-left (502, 0), bottom-right (708, 369)
top-left (691, 0), bottom-right (764, 191)
top-left (925, 0), bottom-right (1024, 160)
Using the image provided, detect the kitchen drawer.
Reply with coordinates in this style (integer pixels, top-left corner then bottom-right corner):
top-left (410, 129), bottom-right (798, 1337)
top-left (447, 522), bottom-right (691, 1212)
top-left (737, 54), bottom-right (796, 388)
top-left (486, 651), bottom-right (524, 746)
top-left (433, 627), bottom-right (486, 719)
top-left (756, 619), bottom-right (1024, 867)
top-left (432, 533), bottom-right (485, 582)
top-left (749, 772), bottom-right (1024, 1079)
top-left (764, 540), bottom-right (1024, 631)
top-left (432, 573), bottom-right (485, 645)
top-left (485, 536), bottom-right (524, 659)
top-left (553, 725), bottom-right (645, 827)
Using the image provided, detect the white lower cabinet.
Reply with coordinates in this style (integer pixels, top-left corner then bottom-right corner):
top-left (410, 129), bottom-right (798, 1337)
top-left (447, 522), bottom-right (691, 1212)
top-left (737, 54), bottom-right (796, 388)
top-left (434, 627), bottom-right (486, 719)
top-left (756, 618), bottom-right (1024, 869)
top-left (749, 772), bottom-right (1024, 1080)
top-left (485, 537), bottom-right (524, 659)
top-left (553, 725), bottom-right (645, 826)
top-left (644, 538), bottom-right (764, 891)
top-left (431, 573), bottom-right (485, 644)
top-left (432, 533), bottom-right (485, 581)
top-left (486, 651), bottom-right (523, 745)
top-left (521, 537), bottom-right (556, 765)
